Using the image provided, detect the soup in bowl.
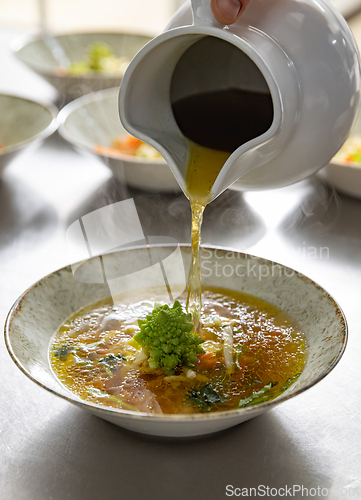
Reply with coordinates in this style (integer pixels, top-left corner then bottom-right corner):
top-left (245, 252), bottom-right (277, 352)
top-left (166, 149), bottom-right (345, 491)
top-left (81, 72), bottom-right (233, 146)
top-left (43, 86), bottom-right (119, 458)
top-left (5, 246), bottom-right (346, 437)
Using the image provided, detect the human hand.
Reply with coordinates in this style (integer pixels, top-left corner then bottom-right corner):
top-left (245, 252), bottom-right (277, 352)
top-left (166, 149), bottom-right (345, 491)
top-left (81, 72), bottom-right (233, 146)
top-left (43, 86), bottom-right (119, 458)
top-left (210, 0), bottom-right (251, 25)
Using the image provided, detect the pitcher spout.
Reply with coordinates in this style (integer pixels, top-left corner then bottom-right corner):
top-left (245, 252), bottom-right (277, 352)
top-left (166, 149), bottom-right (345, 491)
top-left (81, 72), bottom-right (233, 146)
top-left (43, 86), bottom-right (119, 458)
top-left (119, 25), bottom-right (298, 200)
top-left (119, 0), bottom-right (360, 196)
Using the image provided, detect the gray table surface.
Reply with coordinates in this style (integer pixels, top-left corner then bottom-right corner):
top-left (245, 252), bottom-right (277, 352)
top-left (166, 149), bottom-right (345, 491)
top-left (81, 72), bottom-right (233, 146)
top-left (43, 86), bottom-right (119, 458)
top-left (1, 26), bottom-right (361, 500)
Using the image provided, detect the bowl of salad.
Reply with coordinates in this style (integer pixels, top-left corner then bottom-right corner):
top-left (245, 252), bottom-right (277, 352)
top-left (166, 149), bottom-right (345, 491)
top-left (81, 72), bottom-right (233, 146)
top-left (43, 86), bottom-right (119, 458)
top-left (12, 32), bottom-right (152, 103)
top-left (322, 134), bottom-right (361, 199)
top-left (58, 87), bottom-right (180, 192)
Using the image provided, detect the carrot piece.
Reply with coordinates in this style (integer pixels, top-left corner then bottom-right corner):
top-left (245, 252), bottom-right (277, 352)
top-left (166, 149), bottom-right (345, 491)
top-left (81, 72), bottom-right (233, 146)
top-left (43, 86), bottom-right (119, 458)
top-left (197, 352), bottom-right (218, 370)
top-left (113, 135), bottom-right (142, 153)
top-left (198, 352), bottom-right (213, 361)
top-left (93, 145), bottom-right (127, 157)
top-left (123, 135), bottom-right (143, 149)
top-left (94, 135), bottom-right (148, 157)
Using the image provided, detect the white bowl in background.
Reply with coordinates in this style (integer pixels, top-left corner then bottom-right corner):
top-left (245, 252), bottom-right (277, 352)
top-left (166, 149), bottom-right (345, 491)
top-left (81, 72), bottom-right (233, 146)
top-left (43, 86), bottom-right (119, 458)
top-left (58, 88), bottom-right (180, 192)
top-left (321, 160), bottom-right (361, 199)
top-left (12, 32), bottom-right (152, 102)
top-left (5, 246), bottom-right (347, 437)
top-left (320, 132), bottom-right (361, 199)
top-left (0, 93), bottom-right (57, 177)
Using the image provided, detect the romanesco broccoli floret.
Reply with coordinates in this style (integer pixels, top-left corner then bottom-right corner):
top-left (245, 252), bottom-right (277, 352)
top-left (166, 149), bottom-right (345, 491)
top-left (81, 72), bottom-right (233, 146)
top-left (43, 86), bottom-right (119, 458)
top-left (133, 301), bottom-right (204, 375)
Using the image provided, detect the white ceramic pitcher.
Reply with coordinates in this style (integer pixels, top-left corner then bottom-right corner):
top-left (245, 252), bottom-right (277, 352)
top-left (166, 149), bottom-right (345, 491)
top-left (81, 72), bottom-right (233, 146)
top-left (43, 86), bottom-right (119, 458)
top-left (119, 0), bottom-right (361, 200)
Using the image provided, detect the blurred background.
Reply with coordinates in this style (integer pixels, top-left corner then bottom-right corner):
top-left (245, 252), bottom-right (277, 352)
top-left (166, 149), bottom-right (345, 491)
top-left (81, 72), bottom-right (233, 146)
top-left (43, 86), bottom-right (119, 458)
top-left (0, 0), bottom-right (360, 34)
top-left (1, 0), bottom-right (360, 100)
top-left (0, 0), bottom-right (185, 34)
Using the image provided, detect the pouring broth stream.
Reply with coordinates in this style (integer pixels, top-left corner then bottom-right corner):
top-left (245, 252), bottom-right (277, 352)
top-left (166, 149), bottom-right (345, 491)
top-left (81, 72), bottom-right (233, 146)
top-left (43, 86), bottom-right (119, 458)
top-left (172, 88), bottom-right (274, 328)
top-left (185, 142), bottom-right (230, 329)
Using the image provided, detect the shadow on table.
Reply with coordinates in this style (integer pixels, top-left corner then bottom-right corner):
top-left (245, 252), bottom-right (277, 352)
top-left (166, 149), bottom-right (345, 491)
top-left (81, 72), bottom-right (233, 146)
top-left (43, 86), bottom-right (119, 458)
top-left (0, 171), bottom-right (58, 253)
top-left (11, 407), bottom-right (331, 500)
top-left (279, 178), bottom-right (361, 266)
top-left (65, 177), bottom-right (266, 252)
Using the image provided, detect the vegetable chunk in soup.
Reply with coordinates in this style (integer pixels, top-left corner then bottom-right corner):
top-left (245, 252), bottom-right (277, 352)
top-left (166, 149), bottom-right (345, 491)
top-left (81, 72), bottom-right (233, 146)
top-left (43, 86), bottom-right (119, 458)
top-left (50, 288), bottom-right (306, 414)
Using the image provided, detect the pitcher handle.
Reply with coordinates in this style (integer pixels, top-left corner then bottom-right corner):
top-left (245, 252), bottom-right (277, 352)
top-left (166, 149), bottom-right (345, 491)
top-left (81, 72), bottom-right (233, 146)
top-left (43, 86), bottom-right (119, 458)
top-left (191, 0), bottom-right (222, 26)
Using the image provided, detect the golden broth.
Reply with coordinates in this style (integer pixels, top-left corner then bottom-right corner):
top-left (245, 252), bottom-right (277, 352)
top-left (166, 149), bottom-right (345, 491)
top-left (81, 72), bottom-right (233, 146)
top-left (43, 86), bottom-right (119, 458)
top-left (185, 142), bottom-right (230, 329)
top-left (50, 288), bottom-right (306, 415)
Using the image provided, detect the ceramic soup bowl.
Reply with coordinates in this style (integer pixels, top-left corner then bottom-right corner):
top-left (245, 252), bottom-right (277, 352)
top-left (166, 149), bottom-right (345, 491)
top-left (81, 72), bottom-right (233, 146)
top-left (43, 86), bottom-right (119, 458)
top-left (58, 88), bottom-right (180, 192)
top-left (0, 93), bottom-right (57, 177)
top-left (12, 32), bottom-right (152, 103)
top-left (5, 246), bottom-right (346, 437)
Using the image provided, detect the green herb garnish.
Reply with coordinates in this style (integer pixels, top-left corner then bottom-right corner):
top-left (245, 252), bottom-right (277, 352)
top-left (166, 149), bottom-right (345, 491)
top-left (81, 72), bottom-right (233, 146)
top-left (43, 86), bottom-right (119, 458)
top-left (187, 383), bottom-right (229, 411)
top-left (279, 373), bottom-right (301, 393)
top-left (53, 345), bottom-right (74, 361)
top-left (251, 379), bottom-right (263, 385)
top-left (239, 381), bottom-right (278, 408)
top-left (235, 344), bottom-right (250, 370)
top-left (98, 354), bottom-right (126, 378)
top-left (99, 353), bottom-right (126, 364)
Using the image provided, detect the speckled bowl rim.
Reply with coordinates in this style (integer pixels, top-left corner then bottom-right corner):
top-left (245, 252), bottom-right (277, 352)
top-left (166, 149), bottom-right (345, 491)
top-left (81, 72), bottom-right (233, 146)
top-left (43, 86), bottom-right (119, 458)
top-left (57, 87), bottom-right (166, 165)
top-left (4, 244), bottom-right (348, 423)
top-left (0, 93), bottom-right (58, 155)
top-left (11, 32), bottom-right (154, 81)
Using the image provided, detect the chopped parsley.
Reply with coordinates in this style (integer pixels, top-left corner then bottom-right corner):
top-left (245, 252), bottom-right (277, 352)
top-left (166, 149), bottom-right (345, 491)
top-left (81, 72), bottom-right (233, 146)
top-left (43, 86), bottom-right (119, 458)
top-left (187, 383), bottom-right (229, 411)
top-left (53, 345), bottom-right (74, 361)
top-left (279, 373), bottom-right (301, 393)
top-left (239, 382), bottom-right (278, 408)
top-left (98, 353), bottom-right (126, 377)
top-left (99, 353), bottom-right (126, 364)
